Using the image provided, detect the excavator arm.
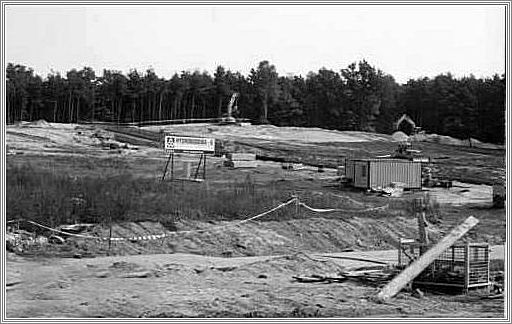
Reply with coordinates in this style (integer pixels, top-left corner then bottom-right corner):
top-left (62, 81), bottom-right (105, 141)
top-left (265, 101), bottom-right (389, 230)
top-left (227, 92), bottom-right (239, 117)
top-left (219, 92), bottom-right (240, 125)
top-left (394, 114), bottom-right (416, 131)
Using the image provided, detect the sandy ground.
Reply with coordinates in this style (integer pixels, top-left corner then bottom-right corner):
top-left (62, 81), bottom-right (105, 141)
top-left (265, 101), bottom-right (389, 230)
top-left (5, 121), bottom-right (506, 318)
top-left (145, 124), bottom-right (394, 144)
top-left (6, 247), bottom-right (505, 318)
top-left (6, 122), bottom-right (495, 210)
top-left (6, 121), bottom-right (158, 157)
top-left (147, 123), bottom-right (504, 149)
top-left (425, 181), bottom-right (493, 207)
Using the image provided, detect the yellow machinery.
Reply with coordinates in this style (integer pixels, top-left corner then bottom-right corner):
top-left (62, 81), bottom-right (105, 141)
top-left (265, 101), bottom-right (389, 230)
top-left (219, 92), bottom-right (239, 124)
top-left (393, 114), bottom-right (425, 136)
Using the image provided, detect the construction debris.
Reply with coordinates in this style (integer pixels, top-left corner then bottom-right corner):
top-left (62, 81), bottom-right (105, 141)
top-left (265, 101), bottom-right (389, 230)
top-left (375, 216), bottom-right (479, 302)
top-left (226, 153), bottom-right (256, 161)
top-left (282, 162), bottom-right (305, 171)
top-left (6, 229), bottom-right (50, 253)
top-left (57, 224), bottom-right (95, 234)
top-left (122, 271), bottom-right (153, 278)
top-left (224, 160), bottom-right (258, 168)
top-left (224, 152), bottom-right (258, 168)
top-left (49, 235), bottom-right (66, 244)
top-left (381, 182), bottom-right (405, 197)
top-left (413, 288), bottom-right (425, 298)
top-left (292, 267), bottom-right (400, 286)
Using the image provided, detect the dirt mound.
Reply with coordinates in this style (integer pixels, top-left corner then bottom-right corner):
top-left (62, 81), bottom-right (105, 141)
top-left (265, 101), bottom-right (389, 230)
top-left (415, 133), bottom-right (503, 149)
top-left (392, 131), bottom-right (409, 142)
top-left (6, 123), bottom-right (141, 156)
top-left (147, 123), bottom-right (392, 144)
top-left (24, 216), bottom-right (441, 258)
top-left (25, 119), bottom-right (52, 127)
top-left (232, 252), bottom-right (344, 276)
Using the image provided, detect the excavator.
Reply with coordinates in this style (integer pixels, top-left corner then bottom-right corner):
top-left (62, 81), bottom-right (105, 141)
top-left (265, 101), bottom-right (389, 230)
top-left (218, 92), bottom-right (239, 125)
top-left (392, 114), bottom-right (426, 161)
top-left (391, 114), bottom-right (453, 188)
top-left (393, 114), bottom-right (424, 136)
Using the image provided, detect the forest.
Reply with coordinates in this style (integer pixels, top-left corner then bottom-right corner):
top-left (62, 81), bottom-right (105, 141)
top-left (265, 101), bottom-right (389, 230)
top-left (6, 60), bottom-right (505, 144)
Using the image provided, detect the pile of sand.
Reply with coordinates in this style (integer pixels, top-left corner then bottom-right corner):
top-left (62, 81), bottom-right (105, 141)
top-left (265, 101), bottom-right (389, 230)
top-left (391, 131), bottom-right (409, 142)
top-left (148, 124), bottom-right (393, 144)
top-left (6, 122), bottom-right (140, 155)
top-left (25, 119), bottom-right (52, 128)
top-left (26, 214), bottom-right (439, 258)
top-left (412, 133), bottom-right (503, 149)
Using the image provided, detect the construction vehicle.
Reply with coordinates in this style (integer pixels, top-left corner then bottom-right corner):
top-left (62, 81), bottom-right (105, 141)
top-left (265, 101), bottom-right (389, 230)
top-left (390, 116), bottom-right (453, 188)
top-left (219, 93), bottom-right (239, 125)
top-left (393, 114), bottom-right (425, 136)
top-left (392, 139), bottom-right (430, 162)
top-left (422, 164), bottom-right (452, 188)
top-left (390, 140), bottom-right (453, 188)
top-left (390, 114), bottom-right (428, 161)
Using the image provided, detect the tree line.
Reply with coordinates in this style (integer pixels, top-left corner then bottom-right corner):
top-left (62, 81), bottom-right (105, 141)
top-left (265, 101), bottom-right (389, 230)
top-left (6, 60), bottom-right (505, 144)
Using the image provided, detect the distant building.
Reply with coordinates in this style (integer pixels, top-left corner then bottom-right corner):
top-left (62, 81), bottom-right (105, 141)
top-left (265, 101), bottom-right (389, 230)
top-left (345, 159), bottom-right (422, 190)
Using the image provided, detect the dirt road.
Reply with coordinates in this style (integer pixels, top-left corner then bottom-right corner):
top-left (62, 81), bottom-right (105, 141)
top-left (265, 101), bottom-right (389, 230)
top-left (6, 246), bottom-right (505, 318)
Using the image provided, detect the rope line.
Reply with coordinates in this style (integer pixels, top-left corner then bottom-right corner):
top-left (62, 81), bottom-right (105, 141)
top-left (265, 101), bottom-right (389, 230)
top-left (299, 202), bottom-right (388, 213)
top-left (6, 197), bottom-right (387, 242)
top-left (8, 198), bottom-right (297, 242)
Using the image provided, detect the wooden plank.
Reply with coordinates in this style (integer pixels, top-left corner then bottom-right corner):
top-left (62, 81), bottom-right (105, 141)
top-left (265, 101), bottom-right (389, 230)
top-left (375, 216), bottom-right (479, 302)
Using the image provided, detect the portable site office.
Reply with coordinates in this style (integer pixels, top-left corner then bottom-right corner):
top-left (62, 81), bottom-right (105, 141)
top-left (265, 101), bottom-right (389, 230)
top-left (345, 158), bottom-right (422, 190)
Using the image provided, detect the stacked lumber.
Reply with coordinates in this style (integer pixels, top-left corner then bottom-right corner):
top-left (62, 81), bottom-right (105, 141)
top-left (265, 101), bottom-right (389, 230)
top-left (224, 153), bottom-right (258, 168)
top-left (281, 162), bottom-right (305, 171)
top-left (292, 267), bottom-right (399, 287)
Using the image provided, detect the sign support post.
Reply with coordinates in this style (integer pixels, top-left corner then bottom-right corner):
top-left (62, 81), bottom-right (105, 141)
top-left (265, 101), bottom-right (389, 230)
top-left (161, 151), bottom-right (174, 183)
top-left (161, 134), bottom-right (215, 182)
top-left (170, 150), bottom-right (175, 181)
top-left (203, 153), bottom-right (207, 180)
top-left (193, 154), bottom-right (203, 180)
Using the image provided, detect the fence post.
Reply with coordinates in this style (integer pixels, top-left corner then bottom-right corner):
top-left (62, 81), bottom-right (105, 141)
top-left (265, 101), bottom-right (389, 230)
top-left (203, 153), bottom-right (207, 180)
top-left (398, 239), bottom-right (402, 267)
top-left (108, 212), bottom-right (113, 253)
top-left (415, 197), bottom-right (429, 254)
top-left (291, 194), bottom-right (299, 218)
top-left (184, 161), bottom-right (192, 179)
top-left (465, 242), bottom-right (470, 294)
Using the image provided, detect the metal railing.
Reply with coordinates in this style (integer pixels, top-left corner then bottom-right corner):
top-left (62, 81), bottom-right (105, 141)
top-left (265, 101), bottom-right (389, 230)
top-left (398, 240), bottom-right (490, 293)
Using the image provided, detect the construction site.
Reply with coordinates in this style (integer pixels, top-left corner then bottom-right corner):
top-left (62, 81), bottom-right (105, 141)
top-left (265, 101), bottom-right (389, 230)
top-left (4, 107), bottom-right (506, 318)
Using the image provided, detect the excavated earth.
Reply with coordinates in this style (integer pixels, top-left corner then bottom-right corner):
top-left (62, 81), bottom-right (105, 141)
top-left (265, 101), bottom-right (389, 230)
top-left (5, 121), bottom-right (506, 318)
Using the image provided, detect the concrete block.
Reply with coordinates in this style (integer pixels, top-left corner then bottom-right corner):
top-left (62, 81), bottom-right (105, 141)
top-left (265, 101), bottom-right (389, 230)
top-left (224, 160), bottom-right (258, 168)
top-left (226, 153), bottom-right (256, 161)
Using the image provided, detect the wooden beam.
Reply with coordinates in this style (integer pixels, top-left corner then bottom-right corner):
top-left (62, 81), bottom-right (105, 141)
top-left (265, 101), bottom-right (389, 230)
top-left (375, 216), bottom-right (479, 302)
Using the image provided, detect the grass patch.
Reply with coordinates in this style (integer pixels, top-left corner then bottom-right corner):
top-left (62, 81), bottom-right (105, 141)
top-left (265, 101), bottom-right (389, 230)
top-left (6, 163), bottom-right (295, 231)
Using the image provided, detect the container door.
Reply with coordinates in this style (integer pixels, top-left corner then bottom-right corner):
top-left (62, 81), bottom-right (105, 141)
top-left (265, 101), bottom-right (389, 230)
top-left (354, 162), bottom-right (369, 188)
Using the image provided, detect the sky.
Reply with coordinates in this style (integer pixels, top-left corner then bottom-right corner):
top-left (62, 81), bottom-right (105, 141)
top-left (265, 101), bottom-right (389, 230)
top-left (4, 4), bottom-right (506, 84)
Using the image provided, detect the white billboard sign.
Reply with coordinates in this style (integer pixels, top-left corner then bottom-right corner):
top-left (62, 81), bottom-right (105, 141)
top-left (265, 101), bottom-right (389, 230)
top-left (164, 135), bottom-right (215, 153)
